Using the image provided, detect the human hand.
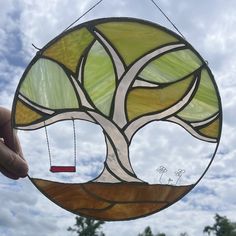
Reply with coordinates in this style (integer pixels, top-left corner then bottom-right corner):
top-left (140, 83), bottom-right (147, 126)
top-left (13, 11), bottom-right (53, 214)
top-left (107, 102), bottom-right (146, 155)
top-left (0, 107), bottom-right (28, 179)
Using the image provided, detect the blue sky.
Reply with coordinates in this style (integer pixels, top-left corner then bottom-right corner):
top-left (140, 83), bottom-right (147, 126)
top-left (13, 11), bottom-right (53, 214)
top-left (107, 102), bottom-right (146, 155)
top-left (0, 0), bottom-right (236, 235)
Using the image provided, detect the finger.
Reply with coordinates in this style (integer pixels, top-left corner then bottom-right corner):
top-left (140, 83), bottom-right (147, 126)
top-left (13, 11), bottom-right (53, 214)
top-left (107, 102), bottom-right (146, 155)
top-left (0, 107), bottom-right (11, 127)
top-left (0, 108), bottom-right (25, 160)
top-left (2, 124), bottom-right (25, 159)
top-left (0, 165), bottom-right (19, 180)
top-left (0, 108), bottom-right (20, 152)
top-left (0, 141), bottom-right (28, 178)
top-left (0, 139), bottom-right (21, 179)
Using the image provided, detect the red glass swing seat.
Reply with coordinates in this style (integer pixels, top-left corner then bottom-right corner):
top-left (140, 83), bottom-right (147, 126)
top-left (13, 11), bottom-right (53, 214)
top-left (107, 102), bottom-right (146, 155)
top-left (50, 166), bottom-right (76, 173)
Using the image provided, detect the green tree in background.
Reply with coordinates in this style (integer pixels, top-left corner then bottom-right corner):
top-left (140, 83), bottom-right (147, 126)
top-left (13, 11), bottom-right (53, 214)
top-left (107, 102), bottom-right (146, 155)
top-left (203, 214), bottom-right (236, 236)
top-left (138, 226), bottom-right (166, 236)
top-left (67, 214), bottom-right (236, 236)
top-left (68, 216), bottom-right (105, 236)
top-left (138, 226), bottom-right (154, 236)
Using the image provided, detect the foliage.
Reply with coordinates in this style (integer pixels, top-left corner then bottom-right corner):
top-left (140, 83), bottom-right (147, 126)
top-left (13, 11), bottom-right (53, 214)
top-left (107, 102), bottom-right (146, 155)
top-left (67, 213), bottom-right (236, 236)
top-left (138, 226), bottom-right (166, 236)
top-left (138, 226), bottom-right (154, 236)
top-left (203, 214), bottom-right (236, 236)
top-left (67, 216), bottom-right (105, 236)
top-left (137, 214), bottom-right (236, 236)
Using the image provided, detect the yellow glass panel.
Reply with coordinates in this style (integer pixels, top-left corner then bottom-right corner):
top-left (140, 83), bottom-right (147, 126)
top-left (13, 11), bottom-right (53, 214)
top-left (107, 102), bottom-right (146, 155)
top-left (43, 28), bottom-right (94, 72)
top-left (96, 21), bottom-right (179, 65)
top-left (198, 118), bottom-right (220, 138)
top-left (15, 100), bottom-right (42, 125)
top-left (127, 75), bottom-right (194, 121)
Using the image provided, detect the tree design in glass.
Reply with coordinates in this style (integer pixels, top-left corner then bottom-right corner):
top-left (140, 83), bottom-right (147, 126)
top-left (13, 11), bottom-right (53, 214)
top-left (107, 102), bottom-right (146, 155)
top-left (12, 18), bottom-right (222, 221)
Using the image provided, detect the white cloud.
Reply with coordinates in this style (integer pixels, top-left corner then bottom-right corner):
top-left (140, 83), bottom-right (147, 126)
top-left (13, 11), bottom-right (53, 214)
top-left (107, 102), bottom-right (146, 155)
top-left (130, 121), bottom-right (217, 185)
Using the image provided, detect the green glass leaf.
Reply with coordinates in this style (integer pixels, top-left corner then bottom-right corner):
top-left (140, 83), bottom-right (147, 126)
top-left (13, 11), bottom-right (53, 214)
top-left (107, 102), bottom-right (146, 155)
top-left (178, 69), bottom-right (219, 121)
top-left (96, 21), bottom-right (179, 65)
top-left (20, 58), bottom-right (79, 109)
top-left (139, 49), bottom-right (202, 84)
top-left (84, 41), bottom-right (116, 116)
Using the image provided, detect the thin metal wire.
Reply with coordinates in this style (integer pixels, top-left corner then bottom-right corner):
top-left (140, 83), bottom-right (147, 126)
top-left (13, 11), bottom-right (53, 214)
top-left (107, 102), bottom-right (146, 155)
top-left (175, 169), bottom-right (185, 185)
top-left (32, 43), bottom-right (41, 51)
top-left (44, 122), bottom-right (52, 167)
top-left (32, 1), bottom-right (104, 53)
top-left (150, 0), bottom-right (186, 39)
top-left (62, 0), bottom-right (104, 32)
top-left (72, 119), bottom-right (77, 166)
top-left (156, 166), bottom-right (167, 184)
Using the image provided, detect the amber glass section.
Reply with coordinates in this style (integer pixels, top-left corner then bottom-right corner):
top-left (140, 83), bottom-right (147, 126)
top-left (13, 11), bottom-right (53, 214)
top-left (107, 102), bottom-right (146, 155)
top-left (15, 100), bottom-right (42, 125)
top-left (198, 118), bottom-right (220, 139)
top-left (43, 28), bottom-right (94, 72)
top-left (79, 202), bottom-right (167, 220)
top-left (127, 75), bottom-right (194, 121)
top-left (32, 178), bottom-right (193, 220)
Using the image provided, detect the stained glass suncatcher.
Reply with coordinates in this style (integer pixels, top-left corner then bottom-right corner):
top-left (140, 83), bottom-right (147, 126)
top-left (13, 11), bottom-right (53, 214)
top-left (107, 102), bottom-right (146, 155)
top-left (12, 17), bottom-right (222, 221)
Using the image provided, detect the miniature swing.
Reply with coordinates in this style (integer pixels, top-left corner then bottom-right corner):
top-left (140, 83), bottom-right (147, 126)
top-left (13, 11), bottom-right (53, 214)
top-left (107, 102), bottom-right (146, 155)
top-left (44, 119), bottom-right (77, 173)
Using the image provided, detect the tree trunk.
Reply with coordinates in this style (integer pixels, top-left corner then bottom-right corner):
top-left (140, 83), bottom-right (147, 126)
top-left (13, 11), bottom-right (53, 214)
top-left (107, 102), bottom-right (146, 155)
top-left (87, 111), bottom-right (142, 183)
top-left (93, 134), bottom-right (142, 183)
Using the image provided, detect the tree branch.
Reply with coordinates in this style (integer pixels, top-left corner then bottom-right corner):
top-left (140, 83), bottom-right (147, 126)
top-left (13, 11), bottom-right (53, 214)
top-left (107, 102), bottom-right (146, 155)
top-left (132, 79), bottom-right (159, 88)
top-left (166, 116), bottom-right (217, 143)
top-left (112, 43), bottom-right (186, 128)
top-left (16, 111), bottom-right (95, 130)
top-left (18, 94), bottom-right (54, 115)
top-left (70, 75), bottom-right (94, 109)
top-left (93, 30), bottom-right (125, 79)
top-left (190, 113), bottom-right (219, 128)
top-left (124, 74), bottom-right (199, 142)
top-left (77, 56), bottom-right (84, 84)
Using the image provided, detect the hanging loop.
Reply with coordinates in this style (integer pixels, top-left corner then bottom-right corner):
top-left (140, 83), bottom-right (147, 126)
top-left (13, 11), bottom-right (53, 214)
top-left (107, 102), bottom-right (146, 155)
top-left (150, 0), bottom-right (186, 39)
top-left (62, 0), bottom-right (104, 32)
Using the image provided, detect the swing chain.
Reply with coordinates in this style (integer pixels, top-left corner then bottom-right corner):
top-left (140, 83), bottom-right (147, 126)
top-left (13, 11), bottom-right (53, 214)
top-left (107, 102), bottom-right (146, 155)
top-left (44, 120), bottom-right (77, 172)
top-left (72, 118), bottom-right (77, 167)
top-left (44, 121), bottom-right (52, 168)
